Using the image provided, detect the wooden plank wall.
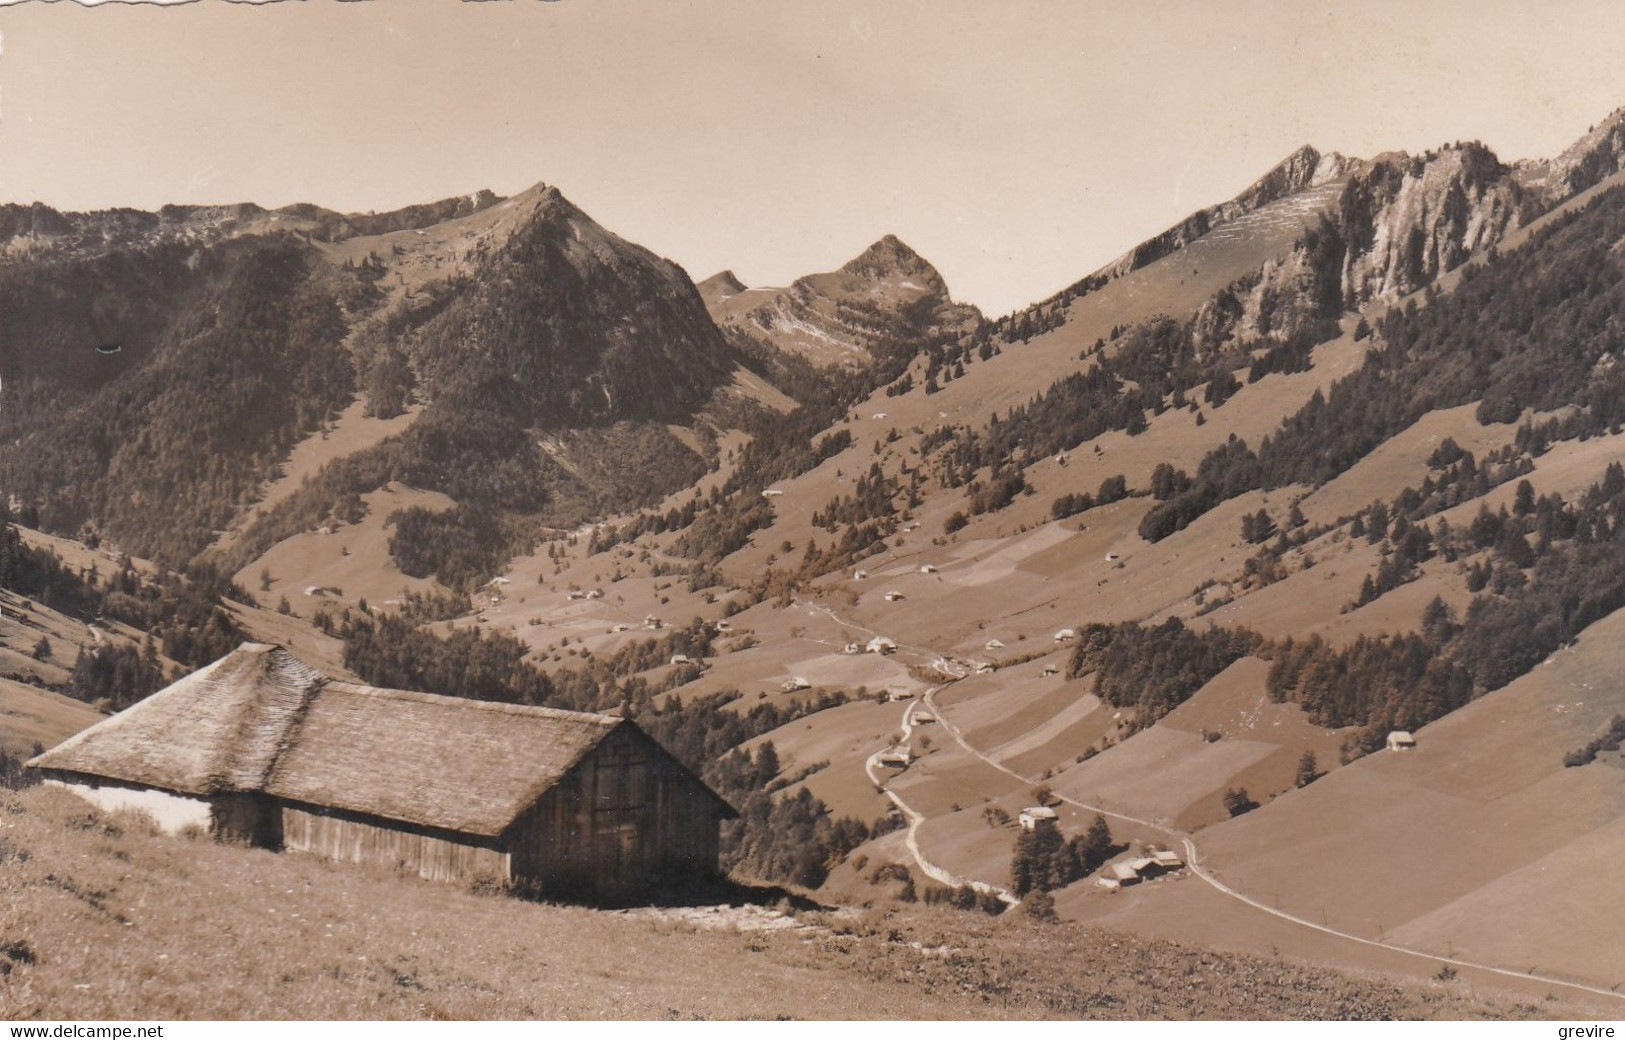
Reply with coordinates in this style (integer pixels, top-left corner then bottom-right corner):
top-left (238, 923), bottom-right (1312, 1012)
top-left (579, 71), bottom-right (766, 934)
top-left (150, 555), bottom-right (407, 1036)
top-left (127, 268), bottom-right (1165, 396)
top-left (506, 726), bottom-right (723, 897)
top-left (280, 805), bottom-right (510, 884)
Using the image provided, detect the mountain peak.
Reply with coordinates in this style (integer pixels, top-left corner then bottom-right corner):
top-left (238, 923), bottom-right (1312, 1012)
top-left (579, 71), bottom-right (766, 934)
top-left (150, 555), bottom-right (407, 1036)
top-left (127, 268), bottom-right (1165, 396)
top-left (700, 269), bottom-right (747, 293)
top-left (696, 270), bottom-right (749, 304)
top-left (838, 235), bottom-right (950, 297)
top-left (842, 234), bottom-right (924, 276)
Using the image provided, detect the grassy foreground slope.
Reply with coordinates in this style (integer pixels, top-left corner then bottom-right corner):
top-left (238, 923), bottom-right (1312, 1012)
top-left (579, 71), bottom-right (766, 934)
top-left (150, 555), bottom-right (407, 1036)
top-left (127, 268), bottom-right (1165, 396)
top-left (0, 785), bottom-right (1567, 1021)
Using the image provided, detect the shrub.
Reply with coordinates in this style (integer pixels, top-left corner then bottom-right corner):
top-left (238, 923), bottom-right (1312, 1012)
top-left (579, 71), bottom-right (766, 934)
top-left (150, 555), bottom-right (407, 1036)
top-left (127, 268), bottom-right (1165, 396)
top-left (1023, 890), bottom-right (1058, 923)
top-left (1223, 788), bottom-right (1259, 817)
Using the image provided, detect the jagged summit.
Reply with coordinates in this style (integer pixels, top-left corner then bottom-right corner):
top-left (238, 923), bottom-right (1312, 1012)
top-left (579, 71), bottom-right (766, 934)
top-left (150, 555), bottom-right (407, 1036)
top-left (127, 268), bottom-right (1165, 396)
top-left (1235, 145), bottom-right (1351, 206)
top-left (702, 234), bottom-right (979, 368)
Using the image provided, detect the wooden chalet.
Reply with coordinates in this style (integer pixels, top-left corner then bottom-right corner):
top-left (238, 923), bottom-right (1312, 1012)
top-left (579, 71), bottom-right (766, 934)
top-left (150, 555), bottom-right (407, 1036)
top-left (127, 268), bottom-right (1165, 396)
top-left (29, 643), bottom-right (736, 900)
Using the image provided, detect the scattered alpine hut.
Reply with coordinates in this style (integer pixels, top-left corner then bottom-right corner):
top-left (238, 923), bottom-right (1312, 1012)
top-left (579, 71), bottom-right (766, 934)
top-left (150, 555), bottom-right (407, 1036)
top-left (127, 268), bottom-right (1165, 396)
top-left (28, 643), bottom-right (736, 901)
top-left (1108, 860), bottom-right (1142, 885)
top-left (1018, 806), bottom-right (1058, 831)
top-left (884, 590), bottom-right (906, 602)
top-left (1053, 627), bottom-right (1078, 643)
top-left (1386, 730), bottom-right (1417, 752)
top-left (867, 635), bottom-right (899, 655)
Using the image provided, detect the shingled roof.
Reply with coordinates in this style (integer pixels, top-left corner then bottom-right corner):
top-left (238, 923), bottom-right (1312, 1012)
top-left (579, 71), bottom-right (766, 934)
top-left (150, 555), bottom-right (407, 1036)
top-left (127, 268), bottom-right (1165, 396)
top-left (29, 643), bottom-right (640, 838)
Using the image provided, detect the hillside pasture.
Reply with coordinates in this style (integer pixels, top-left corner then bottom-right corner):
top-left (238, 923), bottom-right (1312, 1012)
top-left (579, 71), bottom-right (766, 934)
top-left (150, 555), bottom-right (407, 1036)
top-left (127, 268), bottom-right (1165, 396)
top-left (0, 784), bottom-right (1544, 1020)
top-left (1195, 607), bottom-right (1625, 991)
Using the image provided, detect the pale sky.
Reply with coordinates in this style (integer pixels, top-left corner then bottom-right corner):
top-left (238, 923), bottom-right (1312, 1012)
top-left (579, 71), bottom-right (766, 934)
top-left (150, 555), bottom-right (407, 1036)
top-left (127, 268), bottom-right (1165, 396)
top-left (4, 1), bottom-right (1625, 315)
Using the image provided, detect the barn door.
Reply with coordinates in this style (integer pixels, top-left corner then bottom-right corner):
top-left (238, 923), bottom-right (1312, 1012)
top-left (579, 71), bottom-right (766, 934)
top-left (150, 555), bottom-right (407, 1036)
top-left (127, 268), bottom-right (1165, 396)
top-left (594, 738), bottom-right (652, 890)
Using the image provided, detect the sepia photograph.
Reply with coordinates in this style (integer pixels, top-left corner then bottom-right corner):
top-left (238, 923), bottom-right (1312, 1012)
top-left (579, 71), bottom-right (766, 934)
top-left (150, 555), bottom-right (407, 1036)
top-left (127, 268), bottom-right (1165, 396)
top-left (1, 0), bottom-right (1624, 1027)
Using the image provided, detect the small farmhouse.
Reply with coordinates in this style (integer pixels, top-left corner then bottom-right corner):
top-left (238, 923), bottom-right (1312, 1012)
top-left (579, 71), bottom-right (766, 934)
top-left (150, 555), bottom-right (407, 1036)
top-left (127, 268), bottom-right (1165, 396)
top-left (884, 591), bottom-right (905, 602)
top-left (1017, 806), bottom-right (1058, 831)
top-left (867, 635), bottom-right (898, 654)
top-left (1108, 860), bottom-right (1142, 884)
top-left (29, 644), bottom-right (736, 900)
top-left (1053, 627), bottom-right (1078, 642)
top-left (1386, 730), bottom-right (1417, 752)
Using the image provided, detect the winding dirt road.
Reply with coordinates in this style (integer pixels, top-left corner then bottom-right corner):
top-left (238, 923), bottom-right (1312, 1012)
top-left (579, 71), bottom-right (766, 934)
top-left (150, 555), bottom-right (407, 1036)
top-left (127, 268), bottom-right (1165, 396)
top-left (864, 694), bottom-right (1017, 905)
top-left (796, 597), bottom-right (1622, 1002)
top-left (919, 684), bottom-right (1625, 1004)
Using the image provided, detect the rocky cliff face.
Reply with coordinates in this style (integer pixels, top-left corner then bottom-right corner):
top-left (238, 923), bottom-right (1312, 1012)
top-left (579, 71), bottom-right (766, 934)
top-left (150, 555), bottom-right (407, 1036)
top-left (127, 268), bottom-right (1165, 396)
top-left (1337, 143), bottom-right (1526, 304)
top-left (1194, 142), bottom-right (1538, 348)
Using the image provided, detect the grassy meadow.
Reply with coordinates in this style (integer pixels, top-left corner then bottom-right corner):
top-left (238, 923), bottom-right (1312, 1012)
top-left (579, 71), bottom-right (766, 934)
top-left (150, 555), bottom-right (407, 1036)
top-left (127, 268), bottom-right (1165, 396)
top-left (0, 784), bottom-right (1563, 1020)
